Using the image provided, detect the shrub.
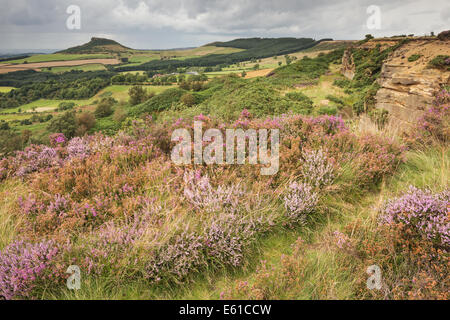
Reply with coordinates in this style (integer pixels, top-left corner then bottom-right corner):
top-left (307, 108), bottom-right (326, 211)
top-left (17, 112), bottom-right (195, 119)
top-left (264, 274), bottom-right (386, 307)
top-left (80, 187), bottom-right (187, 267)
top-left (284, 182), bottom-right (319, 224)
top-left (128, 86), bottom-right (148, 105)
top-left (368, 108), bottom-right (389, 129)
top-left (57, 102), bottom-right (75, 111)
top-left (47, 111), bottom-right (78, 138)
top-left (379, 186), bottom-right (449, 247)
top-left (95, 97), bottom-right (115, 118)
top-left (333, 78), bottom-right (351, 88)
top-left (407, 54), bottom-right (421, 62)
top-left (180, 93), bottom-right (195, 107)
top-left (76, 112), bottom-right (96, 136)
top-left (318, 105), bottom-right (337, 115)
top-left (0, 240), bottom-right (60, 300)
top-left (428, 55), bottom-right (450, 70)
top-left (300, 149), bottom-right (334, 188)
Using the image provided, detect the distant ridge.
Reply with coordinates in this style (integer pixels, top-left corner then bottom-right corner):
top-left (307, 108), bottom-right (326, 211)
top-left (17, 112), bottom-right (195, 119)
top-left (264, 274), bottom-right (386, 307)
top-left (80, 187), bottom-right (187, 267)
top-left (57, 37), bottom-right (132, 54)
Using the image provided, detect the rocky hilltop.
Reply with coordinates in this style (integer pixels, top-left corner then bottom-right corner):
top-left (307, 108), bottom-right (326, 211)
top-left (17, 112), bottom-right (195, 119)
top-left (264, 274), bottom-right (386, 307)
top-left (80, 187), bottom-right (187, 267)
top-left (342, 35), bottom-right (449, 124)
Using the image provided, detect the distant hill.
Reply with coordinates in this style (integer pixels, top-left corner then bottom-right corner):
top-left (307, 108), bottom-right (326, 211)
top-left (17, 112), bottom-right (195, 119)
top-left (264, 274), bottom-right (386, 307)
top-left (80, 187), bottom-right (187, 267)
top-left (57, 37), bottom-right (132, 54)
top-left (119, 37), bottom-right (329, 72)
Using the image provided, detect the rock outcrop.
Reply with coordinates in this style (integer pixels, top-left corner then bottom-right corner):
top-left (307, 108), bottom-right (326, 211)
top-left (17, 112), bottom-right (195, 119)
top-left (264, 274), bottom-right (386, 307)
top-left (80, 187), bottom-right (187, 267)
top-left (374, 39), bottom-right (449, 123)
top-left (341, 37), bottom-right (450, 124)
top-left (341, 49), bottom-right (355, 79)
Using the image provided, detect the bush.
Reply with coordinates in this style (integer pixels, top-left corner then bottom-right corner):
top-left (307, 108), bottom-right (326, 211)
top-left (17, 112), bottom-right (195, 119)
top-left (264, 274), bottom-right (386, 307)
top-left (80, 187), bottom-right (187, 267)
top-left (47, 110), bottom-right (78, 138)
top-left (317, 105), bottom-right (337, 115)
top-left (128, 86), bottom-right (149, 105)
top-left (333, 78), bottom-right (351, 88)
top-left (407, 54), bottom-right (421, 62)
top-left (95, 97), bottom-right (115, 118)
top-left (76, 112), bottom-right (96, 136)
top-left (180, 93), bottom-right (196, 107)
top-left (57, 102), bottom-right (75, 111)
top-left (369, 108), bottom-right (389, 129)
top-left (428, 55), bottom-right (450, 70)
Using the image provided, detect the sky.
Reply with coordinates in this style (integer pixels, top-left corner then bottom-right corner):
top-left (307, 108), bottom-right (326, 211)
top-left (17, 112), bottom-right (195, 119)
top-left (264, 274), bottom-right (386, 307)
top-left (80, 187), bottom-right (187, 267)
top-left (0, 0), bottom-right (448, 52)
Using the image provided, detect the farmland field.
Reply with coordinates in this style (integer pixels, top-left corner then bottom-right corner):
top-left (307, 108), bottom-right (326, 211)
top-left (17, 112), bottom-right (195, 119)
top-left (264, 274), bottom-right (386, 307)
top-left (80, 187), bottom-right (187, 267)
top-left (0, 86), bottom-right (15, 93)
top-left (41, 63), bottom-right (107, 73)
top-left (0, 58), bottom-right (120, 74)
top-left (0, 53), bottom-right (113, 64)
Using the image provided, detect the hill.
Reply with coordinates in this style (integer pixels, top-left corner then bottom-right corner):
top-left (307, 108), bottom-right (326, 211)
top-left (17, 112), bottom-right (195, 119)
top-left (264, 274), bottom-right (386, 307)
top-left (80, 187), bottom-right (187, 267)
top-left (118, 37), bottom-right (327, 72)
top-left (57, 37), bottom-right (132, 54)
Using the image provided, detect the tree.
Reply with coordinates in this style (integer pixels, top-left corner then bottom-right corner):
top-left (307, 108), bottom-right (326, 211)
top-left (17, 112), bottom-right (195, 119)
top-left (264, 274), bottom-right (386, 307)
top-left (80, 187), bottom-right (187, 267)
top-left (128, 86), bottom-right (148, 105)
top-left (179, 81), bottom-right (190, 90)
top-left (180, 93), bottom-right (195, 107)
top-left (47, 110), bottom-right (78, 138)
top-left (241, 70), bottom-right (247, 77)
top-left (76, 112), bottom-right (96, 136)
top-left (95, 97), bottom-right (115, 118)
top-left (191, 82), bottom-right (203, 92)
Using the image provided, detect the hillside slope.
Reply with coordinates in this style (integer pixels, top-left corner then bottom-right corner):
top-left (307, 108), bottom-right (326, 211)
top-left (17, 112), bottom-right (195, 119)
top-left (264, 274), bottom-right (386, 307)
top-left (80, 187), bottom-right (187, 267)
top-left (58, 37), bottom-right (132, 54)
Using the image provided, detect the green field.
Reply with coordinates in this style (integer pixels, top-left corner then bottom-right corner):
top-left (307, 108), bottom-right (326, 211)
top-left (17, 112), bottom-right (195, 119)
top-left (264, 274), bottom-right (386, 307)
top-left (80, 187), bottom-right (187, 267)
top-left (1, 53), bottom-right (113, 64)
top-left (41, 63), bottom-right (107, 73)
top-left (0, 86), bottom-right (16, 93)
top-left (1, 84), bottom-right (174, 117)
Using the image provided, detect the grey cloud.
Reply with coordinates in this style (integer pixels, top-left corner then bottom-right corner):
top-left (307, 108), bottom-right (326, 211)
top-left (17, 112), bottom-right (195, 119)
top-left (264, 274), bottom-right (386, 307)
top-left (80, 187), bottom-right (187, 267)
top-left (0, 0), bottom-right (448, 50)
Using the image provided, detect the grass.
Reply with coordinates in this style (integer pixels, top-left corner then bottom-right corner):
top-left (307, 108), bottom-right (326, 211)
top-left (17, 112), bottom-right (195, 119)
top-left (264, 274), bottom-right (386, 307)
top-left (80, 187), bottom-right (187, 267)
top-left (0, 86), bottom-right (16, 93)
top-left (0, 180), bottom-right (27, 250)
top-left (97, 85), bottom-right (175, 102)
top-left (0, 53), bottom-right (113, 64)
top-left (41, 64), bottom-right (106, 73)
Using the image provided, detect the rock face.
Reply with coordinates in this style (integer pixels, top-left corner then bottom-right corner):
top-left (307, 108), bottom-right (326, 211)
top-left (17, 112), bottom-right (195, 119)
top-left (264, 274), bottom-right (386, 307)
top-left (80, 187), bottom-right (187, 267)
top-left (341, 49), bottom-right (355, 79)
top-left (374, 40), bottom-right (449, 124)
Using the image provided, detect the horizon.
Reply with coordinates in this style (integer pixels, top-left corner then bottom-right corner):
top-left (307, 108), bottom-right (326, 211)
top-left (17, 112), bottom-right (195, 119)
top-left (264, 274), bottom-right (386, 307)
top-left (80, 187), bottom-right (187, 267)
top-left (1, 0), bottom-right (449, 51)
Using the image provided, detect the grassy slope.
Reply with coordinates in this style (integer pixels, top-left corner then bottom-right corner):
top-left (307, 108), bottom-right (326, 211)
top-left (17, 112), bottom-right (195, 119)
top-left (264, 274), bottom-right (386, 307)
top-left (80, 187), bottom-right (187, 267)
top-left (0, 53), bottom-right (113, 64)
top-left (0, 86), bottom-right (16, 93)
top-left (41, 64), bottom-right (107, 73)
top-left (37, 130), bottom-right (447, 300)
top-left (36, 141), bottom-right (447, 300)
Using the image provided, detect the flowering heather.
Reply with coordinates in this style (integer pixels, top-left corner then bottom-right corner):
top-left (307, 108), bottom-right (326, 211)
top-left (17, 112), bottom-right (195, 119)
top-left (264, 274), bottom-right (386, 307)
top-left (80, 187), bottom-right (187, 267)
top-left (146, 231), bottom-right (205, 282)
top-left (407, 89), bottom-right (450, 145)
top-left (284, 182), bottom-right (319, 224)
top-left (332, 231), bottom-right (352, 250)
top-left (14, 145), bottom-right (61, 178)
top-left (300, 149), bottom-right (334, 188)
top-left (49, 133), bottom-right (66, 147)
top-left (67, 137), bottom-right (90, 159)
top-left (380, 186), bottom-right (450, 247)
top-left (204, 213), bottom-right (268, 267)
top-left (183, 170), bottom-right (244, 213)
top-left (0, 240), bottom-right (59, 300)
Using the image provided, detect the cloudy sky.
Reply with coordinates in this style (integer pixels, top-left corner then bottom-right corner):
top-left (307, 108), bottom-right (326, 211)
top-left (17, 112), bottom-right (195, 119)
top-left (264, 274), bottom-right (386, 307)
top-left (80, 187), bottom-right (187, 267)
top-left (0, 0), bottom-right (448, 51)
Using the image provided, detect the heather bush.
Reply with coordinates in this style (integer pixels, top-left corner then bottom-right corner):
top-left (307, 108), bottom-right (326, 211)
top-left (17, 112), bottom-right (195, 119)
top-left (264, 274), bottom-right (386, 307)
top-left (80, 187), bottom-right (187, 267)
top-left (300, 149), bottom-right (334, 188)
top-left (379, 186), bottom-right (449, 247)
top-left (0, 240), bottom-right (60, 300)
top-left (145, 231), bottom-right (205, 283)
top-left (406, 89), bottom-right (449, 146)
top-left (284, 182), bottom-right (319, 224)
top-left (183, 170), bottom-right (245, 213)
